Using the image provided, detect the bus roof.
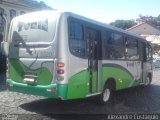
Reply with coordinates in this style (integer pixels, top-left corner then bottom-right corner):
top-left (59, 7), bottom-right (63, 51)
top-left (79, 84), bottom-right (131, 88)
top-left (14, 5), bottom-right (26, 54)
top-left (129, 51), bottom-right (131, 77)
top-left (60, 11), bottom-right (149, 44)
top-left (13, 10), bottom-right (150, 44)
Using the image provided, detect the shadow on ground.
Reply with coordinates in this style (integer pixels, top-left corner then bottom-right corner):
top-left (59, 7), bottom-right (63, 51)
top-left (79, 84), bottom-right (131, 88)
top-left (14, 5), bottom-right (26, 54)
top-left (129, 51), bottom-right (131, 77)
top-left (20, 84), bottom-right (160, 119)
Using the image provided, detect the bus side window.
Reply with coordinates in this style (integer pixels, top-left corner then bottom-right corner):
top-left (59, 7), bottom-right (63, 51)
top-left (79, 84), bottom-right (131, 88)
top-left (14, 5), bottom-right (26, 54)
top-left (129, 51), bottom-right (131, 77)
top-left (139, 42), bottom-right (145, 61)
top-left (102, 31), bottom-right (125, 59)
top-left (68, 20), bottom-right (86, 58)
top-left (125, 37), bottom-right (139, 60)
top-left (146, 45), bottom-right (152, 61)
top-left (102, 31), bottom-right (112, 59)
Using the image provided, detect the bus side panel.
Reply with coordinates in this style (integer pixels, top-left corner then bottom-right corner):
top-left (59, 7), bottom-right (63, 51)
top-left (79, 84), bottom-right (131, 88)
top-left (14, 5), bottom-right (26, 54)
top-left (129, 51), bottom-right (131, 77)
top-left (67, 70), bottom-right (89, 99)
top-left (102, 63), bottom-right (140, 90)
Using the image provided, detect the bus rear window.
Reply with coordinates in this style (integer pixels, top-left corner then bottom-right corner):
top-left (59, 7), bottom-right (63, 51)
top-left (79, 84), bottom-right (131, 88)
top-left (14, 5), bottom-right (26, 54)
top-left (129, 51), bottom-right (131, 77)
top-left (11, 11), bottom-right (58, 43)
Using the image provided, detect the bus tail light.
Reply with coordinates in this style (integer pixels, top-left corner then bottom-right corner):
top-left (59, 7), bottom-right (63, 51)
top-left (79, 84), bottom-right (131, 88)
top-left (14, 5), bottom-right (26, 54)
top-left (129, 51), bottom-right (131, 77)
top-left (57, 76), bottom-right (64, 81)
top-left (57, 69), bottom-right (64, 74)
top-left (56, 62), bottom-right (65, 81)
top-left (6, 83), bottom-right (13, 87)
top-left (57, 62), bottom-right (65, 67)
top-left (47, 88), bottom-right (57, 93)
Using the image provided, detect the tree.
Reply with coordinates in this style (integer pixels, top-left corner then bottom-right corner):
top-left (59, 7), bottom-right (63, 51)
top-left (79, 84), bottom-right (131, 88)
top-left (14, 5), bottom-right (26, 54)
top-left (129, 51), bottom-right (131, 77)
top-left (110, 20), bottom-right (136, 30)
top-left (138, 14), bottom-right (156, 25)
top-left (110, 14), bottom-right (160, 30)
top-left (20, 0), bottom-right (52, 10)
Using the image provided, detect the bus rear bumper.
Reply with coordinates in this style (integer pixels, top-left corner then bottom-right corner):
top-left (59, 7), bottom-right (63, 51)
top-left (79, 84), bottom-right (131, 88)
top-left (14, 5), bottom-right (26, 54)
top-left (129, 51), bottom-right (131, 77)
top-left (6, 79), bottom-right (58, 98)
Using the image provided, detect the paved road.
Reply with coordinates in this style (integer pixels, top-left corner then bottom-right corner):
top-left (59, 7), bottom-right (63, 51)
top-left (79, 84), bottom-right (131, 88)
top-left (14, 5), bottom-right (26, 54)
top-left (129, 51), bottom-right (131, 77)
top-left (0, 69), bottom-right (160, 119)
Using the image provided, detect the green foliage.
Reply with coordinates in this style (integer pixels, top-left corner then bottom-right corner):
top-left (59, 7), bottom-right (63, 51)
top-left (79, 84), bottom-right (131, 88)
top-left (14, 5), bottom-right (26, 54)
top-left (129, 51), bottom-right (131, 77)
top-left (110, 20), bottom-right (136, 30)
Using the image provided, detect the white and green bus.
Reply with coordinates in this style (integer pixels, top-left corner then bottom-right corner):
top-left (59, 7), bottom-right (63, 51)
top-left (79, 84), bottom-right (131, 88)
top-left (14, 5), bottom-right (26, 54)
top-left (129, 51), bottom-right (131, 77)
top-left (2, 10), bottom-right (153, 104)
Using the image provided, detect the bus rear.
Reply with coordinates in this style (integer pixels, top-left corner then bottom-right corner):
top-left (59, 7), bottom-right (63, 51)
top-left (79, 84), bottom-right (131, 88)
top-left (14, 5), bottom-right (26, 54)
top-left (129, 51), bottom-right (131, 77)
top-left (6, 11), bottom-right (67, 99)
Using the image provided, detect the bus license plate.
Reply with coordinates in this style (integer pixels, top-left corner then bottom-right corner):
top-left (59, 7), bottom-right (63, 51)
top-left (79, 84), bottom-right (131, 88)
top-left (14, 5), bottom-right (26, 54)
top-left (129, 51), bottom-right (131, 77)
top-left (24, 78), bottom-right (35, 83)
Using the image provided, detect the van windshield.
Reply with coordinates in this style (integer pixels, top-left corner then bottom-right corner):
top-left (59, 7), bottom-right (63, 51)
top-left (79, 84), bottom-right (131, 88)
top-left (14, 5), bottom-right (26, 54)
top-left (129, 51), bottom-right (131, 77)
top-left (11, 11), bottom-right (58, 43)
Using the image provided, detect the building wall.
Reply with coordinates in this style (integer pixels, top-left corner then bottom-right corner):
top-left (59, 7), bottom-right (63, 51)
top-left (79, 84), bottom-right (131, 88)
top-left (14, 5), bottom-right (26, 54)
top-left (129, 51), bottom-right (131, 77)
top-left (0, 2), bottom-right (37, 25)
top-left (0, 1), bottom-right (41, 73)
top-left (0, 1), bottom-right (38, 46)
top-left (127, 23), bottom-right (160, 35)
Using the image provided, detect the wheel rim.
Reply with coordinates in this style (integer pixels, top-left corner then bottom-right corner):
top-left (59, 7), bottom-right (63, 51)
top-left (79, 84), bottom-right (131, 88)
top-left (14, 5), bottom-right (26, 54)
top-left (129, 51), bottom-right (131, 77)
top-left (103, 88), bottom-right (110, 102)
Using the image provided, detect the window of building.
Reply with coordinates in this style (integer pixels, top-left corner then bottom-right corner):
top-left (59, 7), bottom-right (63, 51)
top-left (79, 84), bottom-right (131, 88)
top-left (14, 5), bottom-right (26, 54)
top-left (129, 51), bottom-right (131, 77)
top-left (20, 11), bottom-right (26, 15)
top-left (102, 31), bottom-right (125, 59)
top-left (125, 37), bottom-right (139, 60)
top-left (10, 9), bottom-right (16, 21)
top-left (68, 20), bottom-right (85, 58)
top-left (0, 8), bottom-right (4, 15)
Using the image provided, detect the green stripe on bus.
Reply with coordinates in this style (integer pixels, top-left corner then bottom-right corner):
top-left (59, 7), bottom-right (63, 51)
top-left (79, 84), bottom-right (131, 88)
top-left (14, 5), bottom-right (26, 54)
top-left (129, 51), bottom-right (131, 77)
top-left (7, 79), bottom-right (57, 98)
top-left (102, 63), bottom-right (135, 90)
top-left (67, 69), bottom-right (89, 99)
top-left (102, 64), bottom-right (134, 78)
top-left (7, 79), bottom-right (69, 99)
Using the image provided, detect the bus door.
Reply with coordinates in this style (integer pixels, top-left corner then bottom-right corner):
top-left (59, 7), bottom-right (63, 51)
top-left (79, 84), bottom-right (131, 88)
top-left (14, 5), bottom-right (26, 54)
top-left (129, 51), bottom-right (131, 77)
top-left (133, 40), bottom-right (142, 83)
top-left (142, 43), bottom-right (152, 84)
top-left (125, 38), bottom-right (139, 82)
top-left (139, 42), bottom-right (146, 83)
top-left (86, 28), bottom-right (101, 93)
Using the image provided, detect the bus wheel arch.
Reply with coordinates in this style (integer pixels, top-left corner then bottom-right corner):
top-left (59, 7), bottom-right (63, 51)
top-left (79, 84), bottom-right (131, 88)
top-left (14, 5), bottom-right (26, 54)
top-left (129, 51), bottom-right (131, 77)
top-left (98, 78), bottom-right (116, 105)
top-left (104, 78), bottom-right (116, 91)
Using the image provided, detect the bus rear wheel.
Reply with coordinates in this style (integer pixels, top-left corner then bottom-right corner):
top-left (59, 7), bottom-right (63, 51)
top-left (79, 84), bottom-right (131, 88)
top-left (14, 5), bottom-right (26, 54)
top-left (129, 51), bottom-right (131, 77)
top-left (98, 84), bottom-right (113, 105)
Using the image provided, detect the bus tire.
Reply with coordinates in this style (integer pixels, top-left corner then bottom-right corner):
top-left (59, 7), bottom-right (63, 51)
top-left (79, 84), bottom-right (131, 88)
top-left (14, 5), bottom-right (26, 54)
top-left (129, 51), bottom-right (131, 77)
top-left (98, 83), bottom-right (114, 105)
top-left (144, 74), bottom-right (152, 86)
